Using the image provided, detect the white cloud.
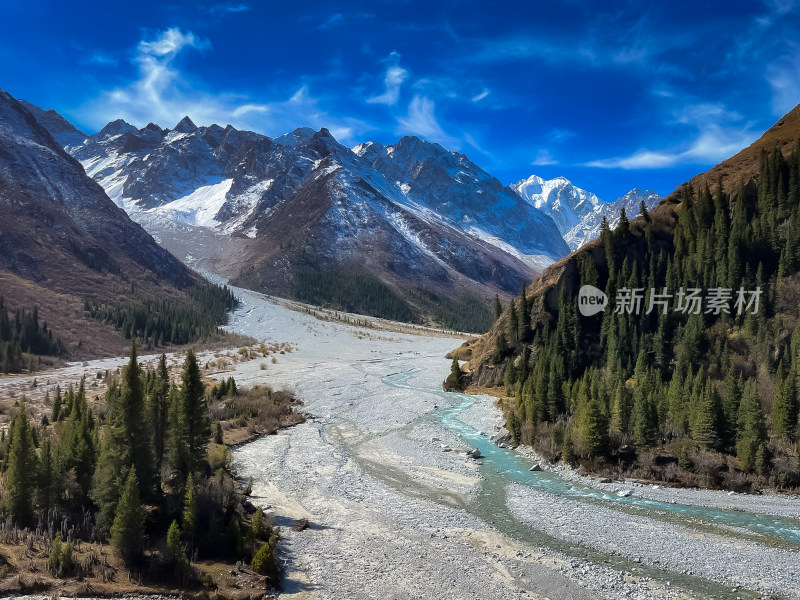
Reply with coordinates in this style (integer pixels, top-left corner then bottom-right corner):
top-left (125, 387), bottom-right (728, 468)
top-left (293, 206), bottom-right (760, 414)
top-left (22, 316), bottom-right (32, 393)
top-left (531, 149), bottom-right (557, 166)
top-left (78, 28), bottom-right (369, 143)
top-left (585, 124), bottom-right (758, 170)
top-left (367, 65), bottom-right (409, 106)
top-left (396, 95), bottom-right (457, 147)
top-left (766, 45), bottom-right (800, 116)
top-left (231, 103), bottom-right (269, 118)
top-left (317, 13), bottom-right (345, 29)
top-left (471, 88), bottom-right (490, 102)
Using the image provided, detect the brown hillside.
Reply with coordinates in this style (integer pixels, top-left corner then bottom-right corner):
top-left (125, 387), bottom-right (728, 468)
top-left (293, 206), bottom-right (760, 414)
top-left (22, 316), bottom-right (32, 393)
top-left (0, 89), bottom-right (202, 359)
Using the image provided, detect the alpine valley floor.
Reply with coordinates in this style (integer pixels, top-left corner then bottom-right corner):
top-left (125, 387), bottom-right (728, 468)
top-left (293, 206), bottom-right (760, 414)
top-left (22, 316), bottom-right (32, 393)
top-left (5, 286), bottom-right (800, 600)
top-left (224, 287), bottom-right (799, 600)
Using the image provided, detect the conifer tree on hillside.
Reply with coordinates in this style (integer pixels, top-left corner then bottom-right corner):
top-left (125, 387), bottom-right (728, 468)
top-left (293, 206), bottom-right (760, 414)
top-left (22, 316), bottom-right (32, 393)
top-left (182, 472), bottom-right (198, 549)
top-left (736, 381), bottom-right (768, 473)
top-left (3, 402), bottom-right (37, 525)
top-left (149, 353), bottom-right (170, 487)
top-left (493, 295), bottom-right (502, 322)
top-left (110, 467), bottom-right (145, 565)
top-left (181, 349), bottom-right (210, 476)
top-left (119, 339), bottom-right (154, 496)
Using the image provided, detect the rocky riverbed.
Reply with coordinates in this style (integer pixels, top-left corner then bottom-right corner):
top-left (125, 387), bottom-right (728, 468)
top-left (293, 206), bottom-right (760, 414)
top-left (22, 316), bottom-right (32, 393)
top-left (222, 287), bottom-right (800, 600)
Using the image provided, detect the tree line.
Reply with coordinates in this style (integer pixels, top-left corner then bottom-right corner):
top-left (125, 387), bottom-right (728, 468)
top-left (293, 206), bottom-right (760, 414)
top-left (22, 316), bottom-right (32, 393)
top-left (497, 143), bottom-right (800, 490)
top-left (0, 341), bottom-right (278, 584)
top-left (0, 297), bottom-right (65, 374)
top-left (85, 283), bottom-right (237, 348)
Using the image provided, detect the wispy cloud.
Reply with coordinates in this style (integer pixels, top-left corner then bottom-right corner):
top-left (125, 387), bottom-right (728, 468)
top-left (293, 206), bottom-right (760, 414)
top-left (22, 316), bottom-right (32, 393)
top-left (204, 3), bottom-right (250, 15)
top-left (316, 11), bottom-right (374, 30)
top-left (546, 128), bottom-right (575, 143)
top-left (84, 52), bottom-right (119, 67)
top-left (531, 149), bottom-right (557, 166)
top-left (586, 96), bottom-right (761, 170)
top-left (78, 28), bottom-right (369, 142)
top-left (471, 88), bottom-right (490, 102)
top-left (396, 95), bottom-right (457, 147)
top-left (367, 57), bottom-right (409, 106)
top-left (317, 13), bottom-right (345, 29)
top-left (766, 43), bottom-right (800, 116)
top-left (585, 124), bottom-right (757, 169)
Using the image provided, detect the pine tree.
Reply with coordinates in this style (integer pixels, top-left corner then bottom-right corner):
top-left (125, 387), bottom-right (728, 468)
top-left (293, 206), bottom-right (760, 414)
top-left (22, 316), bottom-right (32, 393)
top-left (561, 429), bottom-right (576, 466)
top-left (182, 472), bottom-right (198, 549)
top-left (445, 356), bottom-right (462, 390)
top-left (37, 432), bottom-right (56, 513)
top-left (92, 385), bottom-right (129, 530)
top-left (493, 295), bottom-right (502, 322)
top-left (616, 207), bottom-right (630, 237)
top-left (119, 339), bottom-right (154, 496)
top-left (164, 381), bottom-right (187, 487)
top-left (691, 382), bottom-right (723, 449)
top-left (251, 507), bottom-right (266, 539)
top-left (507, 299), bottom-right (519, 346)
top-left (632, 392), bottom-right (658, 449)
top-left (110, 467), bottom-right (145, 565)
top-left (149, 353), bottom-right (170, 485)
top-left (772, 366), bottom-right (798, 440)
top-left (51, 386), bottom-right (63, 422)
top-left (579, 398), bottom-right (608, 458)
top-left (48, 533), bottom-right (62, 575)
top-left (639, 200), bottom-right (652, 224)
top-left (165, 519), bottom-right (188, 577)
top-left (518, 281), bottom-right (531, 342)
top-left (609, 384), bottom-right (629, 435)
top-left (181, 350), bottom-right (209, 475)
top-left (3, 402), bottom-right (37, 525)
top-left (251, 540), bottom-right (277, 577)
top-left (736, 382), bottom-right (767, 473)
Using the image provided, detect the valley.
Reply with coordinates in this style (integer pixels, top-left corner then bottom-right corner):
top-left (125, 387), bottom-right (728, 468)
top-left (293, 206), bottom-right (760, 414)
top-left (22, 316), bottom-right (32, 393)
top-left (5, 288), bottom-right (796, 599)
top-left (3, 4), bottom-right (800, 599)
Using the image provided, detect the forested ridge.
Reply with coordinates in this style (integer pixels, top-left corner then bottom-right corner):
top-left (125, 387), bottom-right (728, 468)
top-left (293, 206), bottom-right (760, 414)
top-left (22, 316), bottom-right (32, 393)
top-left (292, 267), bottom-right (493, 333)
top-left (85, 283), bottom-right (238, 348)
top-left (481, 143), bottom-right (800, 490)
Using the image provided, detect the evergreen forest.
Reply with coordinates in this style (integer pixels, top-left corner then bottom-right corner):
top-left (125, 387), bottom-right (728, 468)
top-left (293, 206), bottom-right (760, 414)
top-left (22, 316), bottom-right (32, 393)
top-left (497, 144), bottom-right (800, 490)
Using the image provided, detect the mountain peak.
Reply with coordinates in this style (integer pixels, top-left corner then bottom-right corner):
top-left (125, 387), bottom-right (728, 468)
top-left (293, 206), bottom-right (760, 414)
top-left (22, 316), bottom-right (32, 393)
top-left (274, 126), bottom-right (315, 147)
top-left (17, 99), bottom-right (86, 147)
top-left (173, 115), bottom-right (197, 134)
top-left (98, 118), bottom-right (136, 139)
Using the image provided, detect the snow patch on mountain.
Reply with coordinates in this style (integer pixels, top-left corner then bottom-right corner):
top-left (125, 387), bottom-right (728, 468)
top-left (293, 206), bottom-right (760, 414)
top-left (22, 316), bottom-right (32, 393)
top-left (150, 177), bottom-right (233, 227)
top-left (466, 226), bottom-right (554, 272)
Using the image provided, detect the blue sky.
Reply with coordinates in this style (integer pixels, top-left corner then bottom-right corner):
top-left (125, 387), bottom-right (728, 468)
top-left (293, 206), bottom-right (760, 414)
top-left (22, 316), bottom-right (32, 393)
top-left (2, 1), bottom-right (799, 201)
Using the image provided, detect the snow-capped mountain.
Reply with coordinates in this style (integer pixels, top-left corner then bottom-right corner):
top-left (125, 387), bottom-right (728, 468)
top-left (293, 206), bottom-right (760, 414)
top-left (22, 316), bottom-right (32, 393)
top-left (511, 174), bottom-right (601, 238)
top-left (354, 138), bottom-right (568, 262)
top-left (36, 110), bottom-right (569, 315)
top-left (512, 174), bottom-right (660, 250)
top-left (563, 188), bottom-right (661, 250)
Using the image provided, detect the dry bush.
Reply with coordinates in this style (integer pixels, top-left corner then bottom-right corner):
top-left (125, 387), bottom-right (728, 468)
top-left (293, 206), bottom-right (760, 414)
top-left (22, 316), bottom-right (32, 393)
top-left (212, 386), bottom-right (304, 435)
top-left (633, 449), bottom-right (659, 481)
top-left (532, 422), bottom-right (560, 462)
top-left (693, 448), bottom-right (726, 487)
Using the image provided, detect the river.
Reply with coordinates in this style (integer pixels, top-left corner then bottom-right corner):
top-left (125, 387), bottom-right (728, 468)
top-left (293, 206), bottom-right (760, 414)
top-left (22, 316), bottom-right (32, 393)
top-left (225, 287), bottom-right (800, 600)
